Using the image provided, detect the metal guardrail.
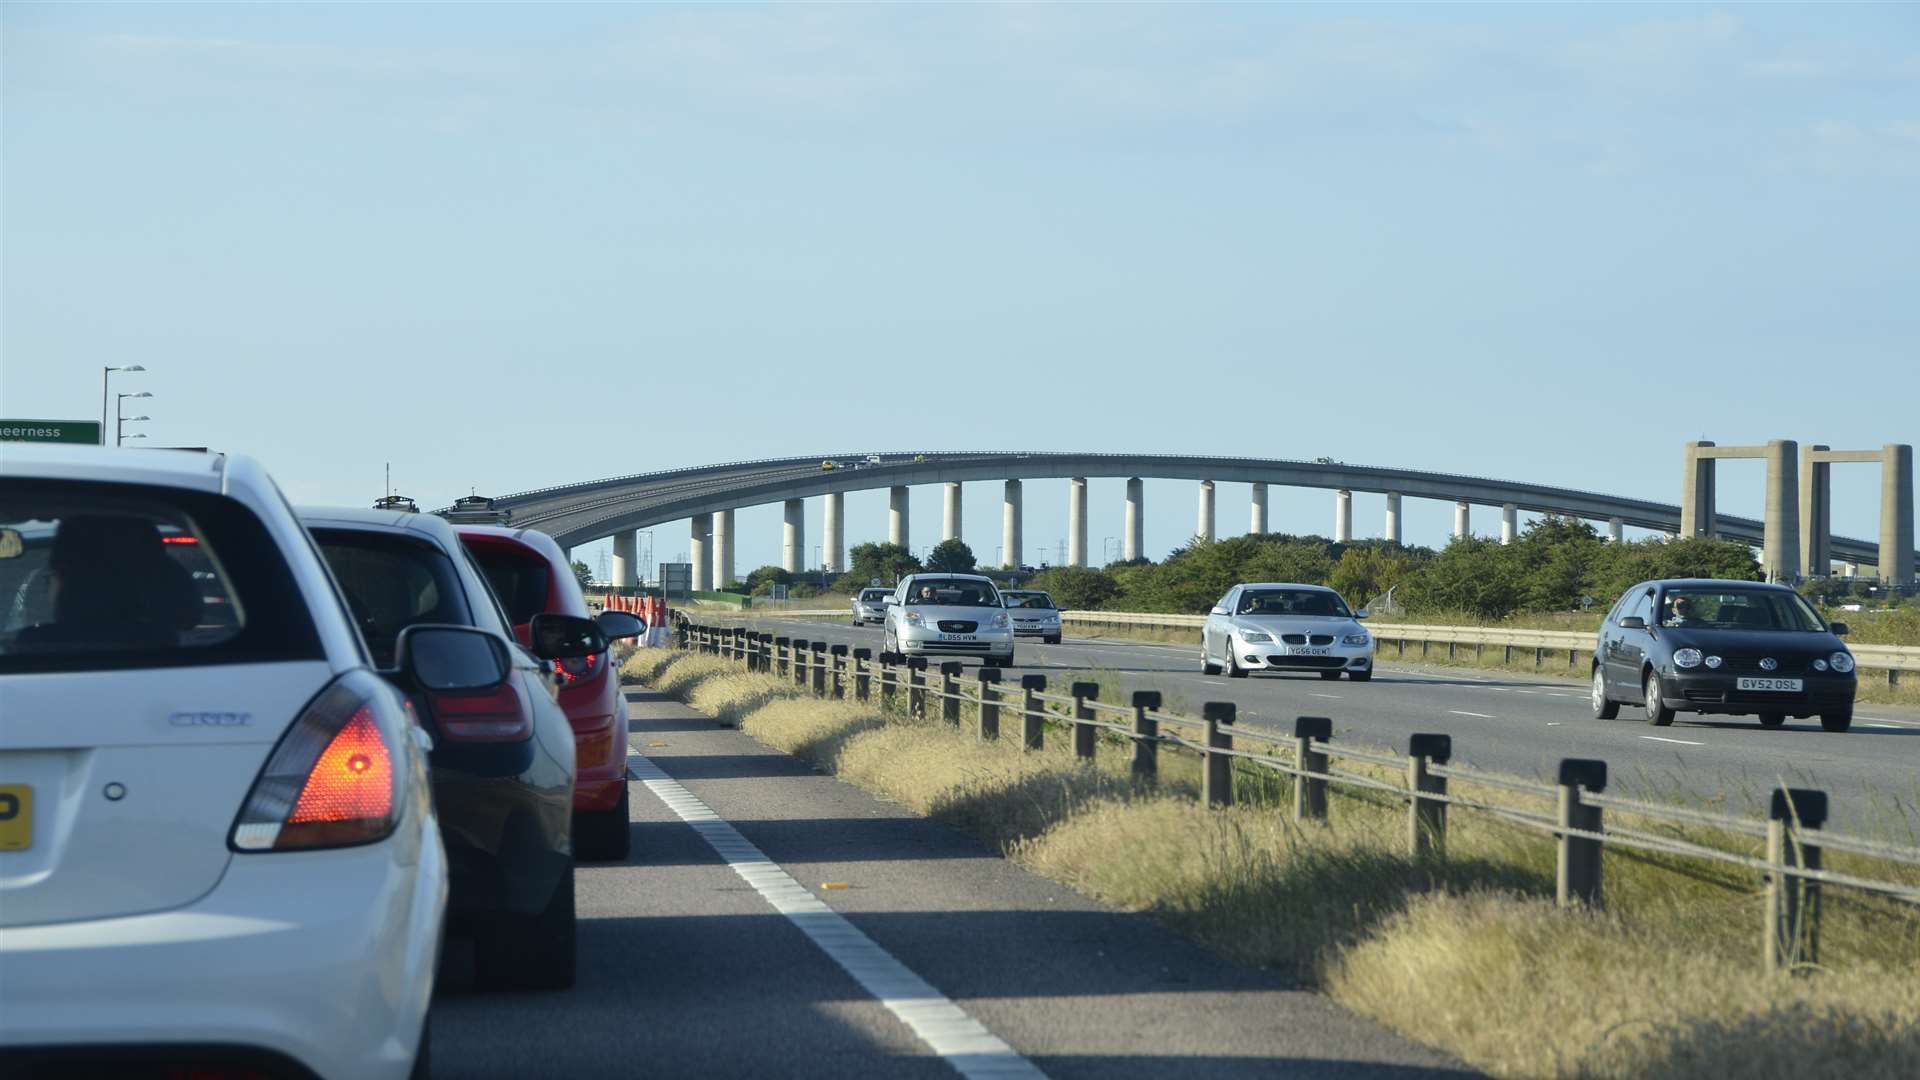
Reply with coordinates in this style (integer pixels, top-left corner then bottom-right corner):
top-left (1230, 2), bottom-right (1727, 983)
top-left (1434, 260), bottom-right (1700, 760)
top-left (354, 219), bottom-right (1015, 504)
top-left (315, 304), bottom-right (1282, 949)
top-left (672, 621), bottom-right (1920, 974)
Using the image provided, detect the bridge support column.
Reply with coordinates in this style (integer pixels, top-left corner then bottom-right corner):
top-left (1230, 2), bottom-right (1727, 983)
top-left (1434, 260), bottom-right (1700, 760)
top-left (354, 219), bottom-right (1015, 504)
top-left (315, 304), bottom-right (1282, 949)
top-left (888, 486), bottom-right (909, 548)
top-left (1250, 482), bottom-right (1268, 535)
top-left (823, 493), bottom-right (843, 574)
top-left (783, 498), bottom-right (805, 575)
top-left (943, 482), bottom-right (963, 542)
top-left (612, 531), bottom-right (637, 589)
top-left (690, 515), bottom-right (711, 592)
top-left (1608, 517), bottom-right (1623, 543)
top-left (1124, 478), bottom-right (1143, 562)
top-left (1196, 480), bottom-right (1215, 542)
top-left (1002, 480), bottom-right (1022, 569)
top-left (1453, 501), bottom-right (1470, 540)
top-left (1501, 503), bottom-right (1517, 545)
top-left (1068, 478), bottom-right (1088, 567)
top-left (1763, 439), bottom-right (1800, 582)
top-left (1384, 493), bottom-right (1402, 544)
top-left (1800, 445), bottom-right (1831, 576)
top-left (714, 509), bottom-right (735, 588)
top-left (1334, 490), bottom-right (1353, 543)
top-left (1883, 443), bottom-right (1915, 584)
top-left (1681, 440), bottom-right (1717, 538)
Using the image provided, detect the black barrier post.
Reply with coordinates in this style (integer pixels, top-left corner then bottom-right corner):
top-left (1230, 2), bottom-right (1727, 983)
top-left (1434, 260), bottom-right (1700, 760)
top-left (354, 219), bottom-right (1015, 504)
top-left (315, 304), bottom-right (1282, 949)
top-left (1130, 691), bottom-right (1161, 784)
top-left (1556, 759), bottom-right (1607, 909)
top-left (1203, 702), bottom-right (1234, 807)
top-left (1292, 716), bottom-right (1332, 822)
top-left (977, 668), bottom-right (1002, 741)
top-left (1020, 674), bottom-right (1047, 750)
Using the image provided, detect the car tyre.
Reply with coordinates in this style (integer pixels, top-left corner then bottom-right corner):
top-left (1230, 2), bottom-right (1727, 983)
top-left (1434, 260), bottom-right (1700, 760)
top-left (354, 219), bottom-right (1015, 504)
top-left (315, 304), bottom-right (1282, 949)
top-left (1643, 672), bottom-right (1676, 727)
top-left (992, 651), bottom-right (1014, 668)
top-left (574, 785), bottom-right (631, 862)
top-left (475, 860), bottom-right (576, 992)
top-left (1227, 651), bottom-right (1248, 678)
top-left (410, 1017), bottom-right (431, 1080)
top-left (1044, 634), bottom-right (1061, 645)
top-left (1820, 709), bottom-right (1852, 733)
top-left (1591, 667), bottom-right (1619, 720)
top-left (1348, 669), bottom-right (1372, 682)
top-left (1758, 712), bottom-right (1787, 729)
top-left (1318, 670), bottom-right (1342, 681)
top-left (1201, 638), bottom-right (1222, 676)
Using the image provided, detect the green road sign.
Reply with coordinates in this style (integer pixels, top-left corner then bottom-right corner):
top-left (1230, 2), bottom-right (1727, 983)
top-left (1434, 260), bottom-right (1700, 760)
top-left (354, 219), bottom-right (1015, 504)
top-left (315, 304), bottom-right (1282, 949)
top-left (0, 419), bottom-right (103, 445)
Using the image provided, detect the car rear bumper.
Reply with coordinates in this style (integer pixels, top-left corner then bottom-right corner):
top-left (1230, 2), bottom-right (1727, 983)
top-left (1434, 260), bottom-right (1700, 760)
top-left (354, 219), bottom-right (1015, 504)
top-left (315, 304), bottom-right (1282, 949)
top-left (570, 711), bottom-right (628, 813)
top-left (1656, 672), bottom-right (1856, 715)
top-left (0, 819), bottom-right (444, 1080)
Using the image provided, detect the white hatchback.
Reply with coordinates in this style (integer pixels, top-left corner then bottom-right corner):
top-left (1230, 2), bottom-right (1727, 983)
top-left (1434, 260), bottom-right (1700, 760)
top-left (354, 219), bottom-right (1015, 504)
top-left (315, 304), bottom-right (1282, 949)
top-left (0, 446), bottom-right (446, 1079)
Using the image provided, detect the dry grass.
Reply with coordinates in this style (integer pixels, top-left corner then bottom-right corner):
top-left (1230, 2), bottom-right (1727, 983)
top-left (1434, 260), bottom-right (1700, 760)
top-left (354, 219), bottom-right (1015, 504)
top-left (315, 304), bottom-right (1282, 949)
top-left (633, 646), bottom-right (1920, 1080)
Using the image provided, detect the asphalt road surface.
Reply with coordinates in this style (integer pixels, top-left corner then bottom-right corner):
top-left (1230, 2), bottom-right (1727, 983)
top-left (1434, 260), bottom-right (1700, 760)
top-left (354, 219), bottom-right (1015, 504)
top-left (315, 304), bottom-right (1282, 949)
top-left (737, 618), bottom-right (1920, 835)
top-left (430, 689), bottom-right (1472, 1079)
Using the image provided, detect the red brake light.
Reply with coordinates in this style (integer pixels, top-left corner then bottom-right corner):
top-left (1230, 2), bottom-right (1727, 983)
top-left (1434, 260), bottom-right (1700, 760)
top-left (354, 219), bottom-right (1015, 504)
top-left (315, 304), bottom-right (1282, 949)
top-left (231, 672), bottom-right (407, 852)
top-left (430, 679), bottom-right (532, 741)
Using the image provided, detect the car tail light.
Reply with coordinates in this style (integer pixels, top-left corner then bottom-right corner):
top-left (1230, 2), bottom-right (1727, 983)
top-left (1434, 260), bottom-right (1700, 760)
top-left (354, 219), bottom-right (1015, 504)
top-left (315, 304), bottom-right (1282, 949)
top-left (554, 651), bottom-right (604, 686)
top-left (232, 671), bottom-right (405, 852)
top-left (429, 678), bottom-right (533, 741)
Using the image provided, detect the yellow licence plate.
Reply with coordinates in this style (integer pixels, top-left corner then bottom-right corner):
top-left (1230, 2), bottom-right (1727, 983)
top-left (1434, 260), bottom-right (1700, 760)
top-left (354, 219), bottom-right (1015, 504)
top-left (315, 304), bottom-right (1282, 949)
top-left (0, 785), bottom-right (31, 851)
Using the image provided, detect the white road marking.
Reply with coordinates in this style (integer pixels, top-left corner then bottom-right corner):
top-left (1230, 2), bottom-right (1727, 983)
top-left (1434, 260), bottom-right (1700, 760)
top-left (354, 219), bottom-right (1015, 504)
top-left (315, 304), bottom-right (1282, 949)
top-left (628, 753), bottom-right (1042, 1080)
top-left (1639, 735), bottom-right (1705, 746)
top-left (1506, 689), bottom-right (1537, 695)
top-left (1311, 693), bottom-right (1342, 700)
top-left (1859, 716), bottom-right (1920, 728)
top-left (1449, 710), bottom-right (1496, 719)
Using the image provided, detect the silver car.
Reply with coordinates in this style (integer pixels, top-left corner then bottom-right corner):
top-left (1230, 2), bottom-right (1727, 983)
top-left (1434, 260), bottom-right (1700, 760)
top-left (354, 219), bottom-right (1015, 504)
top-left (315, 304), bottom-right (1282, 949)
top-left (883, 573), bottom-right (1015, 666)
top-left (852, 587), bottom-right (891, 625)
top-left (1001, 589), bottom-right (1062, 644)
top-left (1201, 582), bottom-right (1374, 681)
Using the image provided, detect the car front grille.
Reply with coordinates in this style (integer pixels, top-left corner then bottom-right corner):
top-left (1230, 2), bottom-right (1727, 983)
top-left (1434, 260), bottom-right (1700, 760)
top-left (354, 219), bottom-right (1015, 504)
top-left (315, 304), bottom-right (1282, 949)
top-left (1722, 655), bottom-right (1815, 675)
top-left (938, 620), bottom-right (978, 633)
top-left (1277, 634), bottom-right (1334, 646)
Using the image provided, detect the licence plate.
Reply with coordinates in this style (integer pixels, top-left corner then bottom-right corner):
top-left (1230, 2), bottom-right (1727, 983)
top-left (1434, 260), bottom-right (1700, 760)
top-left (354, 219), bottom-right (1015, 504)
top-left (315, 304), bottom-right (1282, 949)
top-left (1736, 677), bottom-right (1803, 692)
top-left (1276, 646), bottom-right (1330, 657)
top-left (0, 785), bottom-right (30, 852)
top-left (939, 634), bottom-right (977, 642)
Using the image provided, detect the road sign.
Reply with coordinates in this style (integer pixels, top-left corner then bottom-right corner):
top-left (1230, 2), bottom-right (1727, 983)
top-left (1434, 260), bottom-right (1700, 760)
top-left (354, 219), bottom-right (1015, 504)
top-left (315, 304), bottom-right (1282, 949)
top-left (0, 419), bottom-right (102, 445)
top-left (659, 562), bottom-right (693, 598)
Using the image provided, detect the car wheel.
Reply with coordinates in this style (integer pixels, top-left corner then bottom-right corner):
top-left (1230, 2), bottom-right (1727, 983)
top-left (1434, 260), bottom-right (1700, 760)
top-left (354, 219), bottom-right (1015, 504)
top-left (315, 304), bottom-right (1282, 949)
top-left (993, 651), bottom-right (1014, 668)
top-left (1758, 712), bottom-right (1787, 729)
top-left (574, 785), bottom-right (631, 861)
top-left (1200, 636), bottom-right (1222, 676)
top-left (474, 860), bottom-right (576, 992)
top-left (1591, 667), bottom-right (1620, 720)
top-left (1227, 651), bottom-right (1248, 678)
top-left (1317, 670), bottom-right (1342, 681)
top-left (409, 1017), bottom-right (431, 1080)
top-left (1820, 709), bottom-right (1852, 733)
top-left (1643, 672), bottom-right (1676, 727)
top-left (1348, 669), bottom-right (1372, 682)
top-left (1045, 635), bottom-right (1061, 645)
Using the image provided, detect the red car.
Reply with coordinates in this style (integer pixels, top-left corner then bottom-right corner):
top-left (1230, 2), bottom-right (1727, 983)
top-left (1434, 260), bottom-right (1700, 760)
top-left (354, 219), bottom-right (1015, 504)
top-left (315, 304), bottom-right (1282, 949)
top-left (456, 525), bottom-right (639, 860)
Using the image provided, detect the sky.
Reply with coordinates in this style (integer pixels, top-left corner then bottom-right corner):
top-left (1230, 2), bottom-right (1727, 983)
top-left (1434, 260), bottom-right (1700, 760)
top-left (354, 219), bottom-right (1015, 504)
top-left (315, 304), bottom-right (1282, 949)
top-left (3, 2), bottom-right (1916, 577)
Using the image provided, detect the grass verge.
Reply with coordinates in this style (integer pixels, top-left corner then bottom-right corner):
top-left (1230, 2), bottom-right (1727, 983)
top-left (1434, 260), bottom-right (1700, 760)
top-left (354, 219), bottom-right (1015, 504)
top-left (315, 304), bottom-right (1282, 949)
top-left (625, 648), bottom-right (1920, 1079)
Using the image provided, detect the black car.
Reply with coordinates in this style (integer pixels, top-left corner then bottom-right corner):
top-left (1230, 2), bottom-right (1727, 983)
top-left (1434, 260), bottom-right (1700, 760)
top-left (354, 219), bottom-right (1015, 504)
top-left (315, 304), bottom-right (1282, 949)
top-left (303, 506), bottom-right (614, 990)
top-left (1591, 578), bottom-right (1856, 732)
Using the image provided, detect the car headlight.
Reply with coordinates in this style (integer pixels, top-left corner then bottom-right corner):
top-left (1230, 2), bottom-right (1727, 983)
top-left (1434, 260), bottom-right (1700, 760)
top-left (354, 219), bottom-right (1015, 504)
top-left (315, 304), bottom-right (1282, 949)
top-left (1673, 648), bottom-right (1703, 669)
top-left (904, 611), bottom-right (924, 627)
top-left (991, 613), bottom-right (1010, 628)
top-left (1830, 651), bottom-right (1854, 674)
top-left (1704, 655), bottom-right (1723, 669)
top-left (1813, 659), bottom-right (1828, 672)
top-left (1238, 630), bottom-right (1272, 643)
top-left (1342, 633), bottom-right (1370, 646)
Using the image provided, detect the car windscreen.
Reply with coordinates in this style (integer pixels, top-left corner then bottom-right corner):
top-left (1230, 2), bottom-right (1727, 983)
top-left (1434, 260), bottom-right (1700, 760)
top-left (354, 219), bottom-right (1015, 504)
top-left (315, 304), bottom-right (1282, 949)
top-left (860, 590), bottom-right (890, 602)
top-left (1004, 593), bottom-right (1055, 609)
top-left (1659, 588), bottom-right (1824, 632)
top-left (0, 478), bottom-right (322, 674)
top-left (467, 544), bottom-right (551, 627)
top-left (312, 528), bottom-right (473, 667)
top-left (905, 578), bottom-right (1001, 607)
top-left (1236, 588), bottom-right (1350, 618)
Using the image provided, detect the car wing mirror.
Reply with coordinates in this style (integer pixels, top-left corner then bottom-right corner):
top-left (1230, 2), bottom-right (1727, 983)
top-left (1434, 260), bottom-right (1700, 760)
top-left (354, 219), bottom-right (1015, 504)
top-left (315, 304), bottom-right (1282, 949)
top-left (395, 624), bottom-right (510, 692)
top-left (1209, 605), bottom-right (1229, 616)
top-left (595, 610), bottom-right (646, 640)
top-left (1619, 616), bottom-right (1646, 630)
top-left (1828, 621), bottom-right (1849, 636)
top-left (530, 612), bottom-right (608, 660)
top-left (1353, 608), bottom-right (1371, 620)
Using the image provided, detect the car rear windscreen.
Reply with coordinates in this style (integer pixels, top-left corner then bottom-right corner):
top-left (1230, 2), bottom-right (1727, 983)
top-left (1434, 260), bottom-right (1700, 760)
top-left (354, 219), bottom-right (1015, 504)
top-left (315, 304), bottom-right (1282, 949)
top-left (468, 546), bottom-right (552, 627)
top-left (0, 478), bottom-right (322, 673)
top-left (313, 529), bottom-right (473, 667)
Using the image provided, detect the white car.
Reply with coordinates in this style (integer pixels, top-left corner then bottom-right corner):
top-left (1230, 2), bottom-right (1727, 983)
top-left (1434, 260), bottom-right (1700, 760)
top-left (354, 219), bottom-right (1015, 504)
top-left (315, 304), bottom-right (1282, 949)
top-left (883, 573), bottom-right (1015, 666)
top-left (0, 446), bottom-right (445, 1078)
top-left (852, 587), bottom-right (891, 625)
top-left (1201, 582), bottom-right (1375, 681)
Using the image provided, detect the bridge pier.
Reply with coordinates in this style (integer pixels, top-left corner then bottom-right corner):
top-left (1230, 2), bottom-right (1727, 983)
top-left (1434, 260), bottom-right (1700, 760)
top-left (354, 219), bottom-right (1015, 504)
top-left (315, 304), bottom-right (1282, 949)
top-left (1800, 445), bottom-right (1831, 576)
top-left (714, 509), bottom-right (735, 588)
top-left (1068, 478), bottom-right (1088, 567)
top-left (690, 514), bottom-right (711, 592)
top-left (1453, 501), bottom-right (1470, 540)
top-left (1681, 440), bottom-right (1718, 538)
top-left (823, 493), bottom-right (843, 574)
top-left (782, 498), bottom-right (805, 575)
top-left (1501, 503), bottom-right (1517, 545)
top-left (943, 482), bottom-right (963, 543)
top-left (1002, 480), bottom-right (1022, 569)
top-left (1250, 482), bottom-right (1268, 534)
top-left (1334, 489), bottom-right (1352, 543)
top-left (1608, 517), bottom-right (1623, 543)
top-left (888, 486), bottom-right (909, 548)
top-left (1384, 493), bottom-right (1401, 544)
top-left (1763, 439), bottom-right (1800, 582)
top-left (1883, 443), bottom-right (1915, 584)
top-left (1124, 478), bottom-right (1143, 562)
top-left (612, 531), bottom-right (637, 589)
top-left (1197, 480), bottom-right (1215, 542)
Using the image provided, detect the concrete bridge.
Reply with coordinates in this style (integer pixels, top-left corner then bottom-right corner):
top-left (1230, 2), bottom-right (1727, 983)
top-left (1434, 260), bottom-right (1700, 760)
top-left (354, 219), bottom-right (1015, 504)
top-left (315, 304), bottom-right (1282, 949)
top-left (466, 450), bottom-right (1916, 590)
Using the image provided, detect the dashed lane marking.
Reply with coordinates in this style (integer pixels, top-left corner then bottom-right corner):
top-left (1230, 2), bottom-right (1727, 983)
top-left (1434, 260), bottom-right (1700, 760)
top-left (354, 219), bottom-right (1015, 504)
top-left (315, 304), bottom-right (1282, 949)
top-left (1448, 710), bottom-right (1496, 719)
top-left (628, 753), bottom-right (1044, 1080)
top-left (1311, 693), bottom-right (1342, 700)
top-left (1639, 735), bottom-right (1705, 746)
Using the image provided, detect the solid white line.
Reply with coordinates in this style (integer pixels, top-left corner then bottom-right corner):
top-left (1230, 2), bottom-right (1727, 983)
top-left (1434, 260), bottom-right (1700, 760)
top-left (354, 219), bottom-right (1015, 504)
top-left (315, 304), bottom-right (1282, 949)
top-left (628, 754), bottom-right (1042, 1080)
top-left (1639, 735), bottom-right (1705, 746)
top-left (1448, 710), bottom-right (1496, 719)
top-left (1859, 716), bottom-right (1920, 728)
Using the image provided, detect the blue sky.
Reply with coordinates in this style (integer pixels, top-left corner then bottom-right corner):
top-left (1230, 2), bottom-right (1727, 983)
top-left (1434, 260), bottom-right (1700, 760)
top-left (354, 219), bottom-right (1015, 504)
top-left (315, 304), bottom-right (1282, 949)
top-left (3, 3), bottom-right (1915, 576)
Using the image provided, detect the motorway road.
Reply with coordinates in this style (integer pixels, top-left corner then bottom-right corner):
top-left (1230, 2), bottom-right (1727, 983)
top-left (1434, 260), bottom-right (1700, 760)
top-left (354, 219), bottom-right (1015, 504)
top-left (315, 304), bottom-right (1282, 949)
top-left (431, 689), bottom-right (1471, 1079)
top-left (738, 619), bottom-right (1920, 835)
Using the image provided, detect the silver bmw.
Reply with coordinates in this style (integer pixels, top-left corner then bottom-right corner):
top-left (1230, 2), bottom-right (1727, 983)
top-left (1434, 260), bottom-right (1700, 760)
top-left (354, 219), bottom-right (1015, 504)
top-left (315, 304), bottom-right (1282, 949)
top-left (1201, 582), bottom-right (1374, 681)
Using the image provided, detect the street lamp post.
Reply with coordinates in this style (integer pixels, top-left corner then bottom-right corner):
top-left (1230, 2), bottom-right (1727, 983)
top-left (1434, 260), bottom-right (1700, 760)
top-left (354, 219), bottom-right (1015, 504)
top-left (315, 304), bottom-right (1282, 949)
top-left (101, 365), bottom-right (147, 445)
top-left (116, 391), bottom-right (154, 447)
